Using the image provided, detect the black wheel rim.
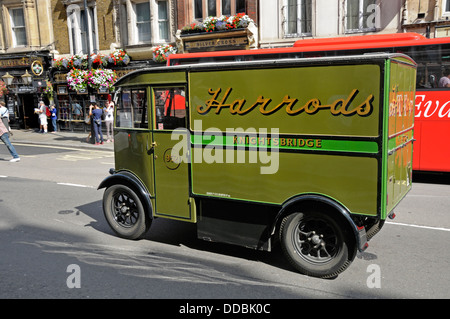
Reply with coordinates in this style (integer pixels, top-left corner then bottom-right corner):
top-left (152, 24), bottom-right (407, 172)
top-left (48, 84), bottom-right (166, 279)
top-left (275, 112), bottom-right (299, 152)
top-left (292, 217), bottom-right (340, 264)
top-left (111, 191), bottom-right (139, 228)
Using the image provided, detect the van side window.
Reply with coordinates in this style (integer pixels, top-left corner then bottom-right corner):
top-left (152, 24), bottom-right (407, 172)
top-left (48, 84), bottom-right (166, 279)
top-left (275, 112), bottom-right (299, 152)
top-left (154, 87), bottom-right (186, 130)
top-left (116, 88), bottom-right (148, 128)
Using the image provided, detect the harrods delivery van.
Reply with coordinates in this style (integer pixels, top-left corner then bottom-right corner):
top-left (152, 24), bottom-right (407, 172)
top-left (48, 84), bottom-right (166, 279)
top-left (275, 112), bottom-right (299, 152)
top-left (99, 53), bottom-right (416, 278)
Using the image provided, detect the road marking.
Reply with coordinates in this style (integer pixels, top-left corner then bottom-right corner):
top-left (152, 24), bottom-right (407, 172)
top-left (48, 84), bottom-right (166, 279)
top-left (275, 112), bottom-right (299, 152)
top-left (57, 182), bottom-right (95, 188)
top-left (56, 151), bottom-right (114, 162)
top-left (14, 142), bottom-right (87, 151)
top-left (0, 175), bottom-right (7, 178)
top-left (386, 221), bottom-right (450, 232)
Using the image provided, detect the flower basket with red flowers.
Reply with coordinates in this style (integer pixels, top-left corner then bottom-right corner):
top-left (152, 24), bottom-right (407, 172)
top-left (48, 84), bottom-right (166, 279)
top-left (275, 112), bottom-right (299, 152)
top-left (152, 44), bottom-right (177, 63)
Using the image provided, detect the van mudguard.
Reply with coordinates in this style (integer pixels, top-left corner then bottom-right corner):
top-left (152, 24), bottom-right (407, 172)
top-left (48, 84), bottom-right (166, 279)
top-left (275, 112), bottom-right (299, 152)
top-left (272, 194), bottom-right (368, 257)
top-left (98, 170), bottom-right (154, 220)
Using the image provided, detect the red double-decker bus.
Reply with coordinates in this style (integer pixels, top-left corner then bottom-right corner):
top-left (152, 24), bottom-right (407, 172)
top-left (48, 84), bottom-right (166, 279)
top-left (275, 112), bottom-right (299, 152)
top-left (168, 33), bottom-right (450, 172)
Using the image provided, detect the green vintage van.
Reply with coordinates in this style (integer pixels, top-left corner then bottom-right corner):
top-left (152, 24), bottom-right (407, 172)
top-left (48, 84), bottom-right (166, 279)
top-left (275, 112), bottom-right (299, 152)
top-left (99, 53), bottom-right (416, 278)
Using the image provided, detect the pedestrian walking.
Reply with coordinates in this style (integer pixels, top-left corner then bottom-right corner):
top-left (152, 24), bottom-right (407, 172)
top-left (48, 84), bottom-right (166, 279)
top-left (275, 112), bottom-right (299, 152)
top-left (104, 101), bottom-right (114, 142)
top-left (89, 103), bottom-right (104, 145)
top-left (0, 118), bottom-right (20, 162)
top-left (0, 101), bottom-right (12, 136)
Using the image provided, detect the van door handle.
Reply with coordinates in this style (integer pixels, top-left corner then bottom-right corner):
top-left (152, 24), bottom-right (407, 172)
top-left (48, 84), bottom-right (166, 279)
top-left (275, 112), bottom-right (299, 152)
top-left (147, 141), bottom-right (157, 155)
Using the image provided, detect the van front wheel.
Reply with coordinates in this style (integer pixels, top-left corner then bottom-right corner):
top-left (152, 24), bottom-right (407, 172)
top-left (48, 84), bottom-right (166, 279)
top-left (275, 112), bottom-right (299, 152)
top-left (279, 211), bottom-right (352, 278)
top-left (103, 184), bottom-right (150, 240)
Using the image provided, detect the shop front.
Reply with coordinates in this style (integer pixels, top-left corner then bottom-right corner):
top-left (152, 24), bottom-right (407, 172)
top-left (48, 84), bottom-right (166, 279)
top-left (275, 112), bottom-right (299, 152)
top-left (52, 72), bottom-right (114, 132)
top-left (0, 52), bottom-right (52, 129)
top-left (49, 51), bottom-right (135, 132)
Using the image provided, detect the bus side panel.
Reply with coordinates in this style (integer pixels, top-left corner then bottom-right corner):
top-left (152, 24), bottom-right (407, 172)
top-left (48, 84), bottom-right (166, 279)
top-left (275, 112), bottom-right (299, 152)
top-left (191, 151), bottom-right (379, 216)
top-left (414, 90), bottom-right (450, 172)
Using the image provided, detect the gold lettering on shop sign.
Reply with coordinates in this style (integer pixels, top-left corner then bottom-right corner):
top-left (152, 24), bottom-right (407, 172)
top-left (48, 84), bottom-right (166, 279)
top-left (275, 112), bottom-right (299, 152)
top-left (197, 87), bottom-right (374, 117)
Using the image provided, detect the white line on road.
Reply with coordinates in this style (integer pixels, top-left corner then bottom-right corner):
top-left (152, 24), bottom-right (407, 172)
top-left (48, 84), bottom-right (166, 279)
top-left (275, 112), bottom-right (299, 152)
top-left (57, 182), bottom-right (95, 188)
top-left (386, 221), bottom-right (450, 232)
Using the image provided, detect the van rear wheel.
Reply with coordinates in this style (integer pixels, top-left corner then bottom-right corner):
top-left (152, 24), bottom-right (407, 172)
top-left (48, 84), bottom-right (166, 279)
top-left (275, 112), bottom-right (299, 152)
top-left (279, 210), bottom-right (352, 278)
top-left (103, 184), bottom-right (150, 240)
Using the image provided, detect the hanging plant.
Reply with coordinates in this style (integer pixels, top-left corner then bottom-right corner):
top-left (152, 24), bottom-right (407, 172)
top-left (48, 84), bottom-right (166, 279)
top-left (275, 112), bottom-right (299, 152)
top-left (52, 57), bottom-right (71, 70)
top-left (66, 69), bottom-right (88, 91)
top-left (0, 80), bottom-right (8, 97)
top-left (180, 13), bottom-right (254, 34)
top-left (86, 69), bottom-right (117, 91)
top-left (43, 80), bottom-right (54, 99)
top-left (90, 53), bottom-right (108, 68)
top-left (71, 54), bottom-right (88, 69)
top-left (108, 49), bottom-right (130, 66)
top-left (152, 44), bottom-right (177, 63)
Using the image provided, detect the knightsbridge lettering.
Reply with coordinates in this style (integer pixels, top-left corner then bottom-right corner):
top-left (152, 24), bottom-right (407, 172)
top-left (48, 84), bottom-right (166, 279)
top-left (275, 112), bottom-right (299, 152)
top-left (196, 87), bottom-right (374, 117)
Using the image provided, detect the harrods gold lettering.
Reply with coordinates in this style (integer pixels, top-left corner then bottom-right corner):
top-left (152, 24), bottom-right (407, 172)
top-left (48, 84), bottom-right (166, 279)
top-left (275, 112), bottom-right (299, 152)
top-left (197, 87), bottom-right (374, 117)
top-left (232, 135), bottom-right (322, 149)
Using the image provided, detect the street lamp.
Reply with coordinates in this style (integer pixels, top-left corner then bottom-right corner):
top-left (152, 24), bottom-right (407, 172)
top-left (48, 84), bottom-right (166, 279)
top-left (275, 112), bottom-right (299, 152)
top-left (21, 70), bottom-right (32, 85)
top-left (2, 72), bottom-right (14, 86)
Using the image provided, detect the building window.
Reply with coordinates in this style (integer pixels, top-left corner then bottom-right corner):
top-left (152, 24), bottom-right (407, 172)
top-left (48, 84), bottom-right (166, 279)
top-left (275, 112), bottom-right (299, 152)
top-left (345, 0), bottom-right (379, 33)
top-left (194, 0), bottom-right (203, 19)
top-left (158, 1), bottom-right (169, 41)
top-left (121, 0), bottom-right (171, 45)
top-left (442, 0), bottom-right (450, 16)
top-left (208, 0), bottom-right (216, 16)
top-left (67, 4), bottom-right (98, 55)
top-left (222, 0), bottom-right (246, 16)
top-left (283, 0), bottom-right (312, 37)
top-left (194, 0), bottom-right (246, 20)
top-left (10, 8), bottom-right (27, 47)
top-left (135, 2), bottom-right (151, 43)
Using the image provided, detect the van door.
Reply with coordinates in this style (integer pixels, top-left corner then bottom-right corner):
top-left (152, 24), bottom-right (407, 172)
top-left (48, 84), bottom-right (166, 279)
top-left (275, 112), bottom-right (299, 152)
top-left (151, 86), bottom-right (194, 221)
top-left (114, 87), bottom-right (154, 195)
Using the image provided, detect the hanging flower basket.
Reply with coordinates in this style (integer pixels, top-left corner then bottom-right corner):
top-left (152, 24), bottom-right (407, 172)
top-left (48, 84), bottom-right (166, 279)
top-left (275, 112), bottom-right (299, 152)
top-left (108, 49), bottom-right (130, 66)
top-left (72, 54), bottom-right (89, 69)
top-left (86, 69), bottom-right (117, 91)
top-left (66, 69), bottom-right (88, 91)
top-left (43, 80), bottom-right (54, 99)
top-left (52, 57), bottom-right (72, 70)
top-left (53, 49), bottom-right (130, 70)
top-left (0, 80), bottom-right (8, 97)
top-left (90, 53), bottom-right (108, 68)
top-left (152, 44), bottom-right (177, 63)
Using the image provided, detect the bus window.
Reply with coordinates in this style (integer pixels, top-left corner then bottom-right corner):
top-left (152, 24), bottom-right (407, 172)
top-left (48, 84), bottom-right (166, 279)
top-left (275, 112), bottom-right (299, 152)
top-left (154, 87), bottom-right (186, 130)
top-left (116, 88), bottom-right (148, 128)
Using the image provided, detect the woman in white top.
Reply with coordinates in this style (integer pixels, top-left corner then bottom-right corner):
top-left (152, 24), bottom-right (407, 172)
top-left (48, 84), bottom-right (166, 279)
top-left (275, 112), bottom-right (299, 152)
top-left (104, 101), bottom-right (114, 142)
top-left (38, 101), bottom-right (48, 133)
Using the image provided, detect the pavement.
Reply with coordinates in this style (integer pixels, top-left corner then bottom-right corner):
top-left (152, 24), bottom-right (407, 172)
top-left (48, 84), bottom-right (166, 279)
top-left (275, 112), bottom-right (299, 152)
top-left (8, 128), bottom-right (114, 151)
